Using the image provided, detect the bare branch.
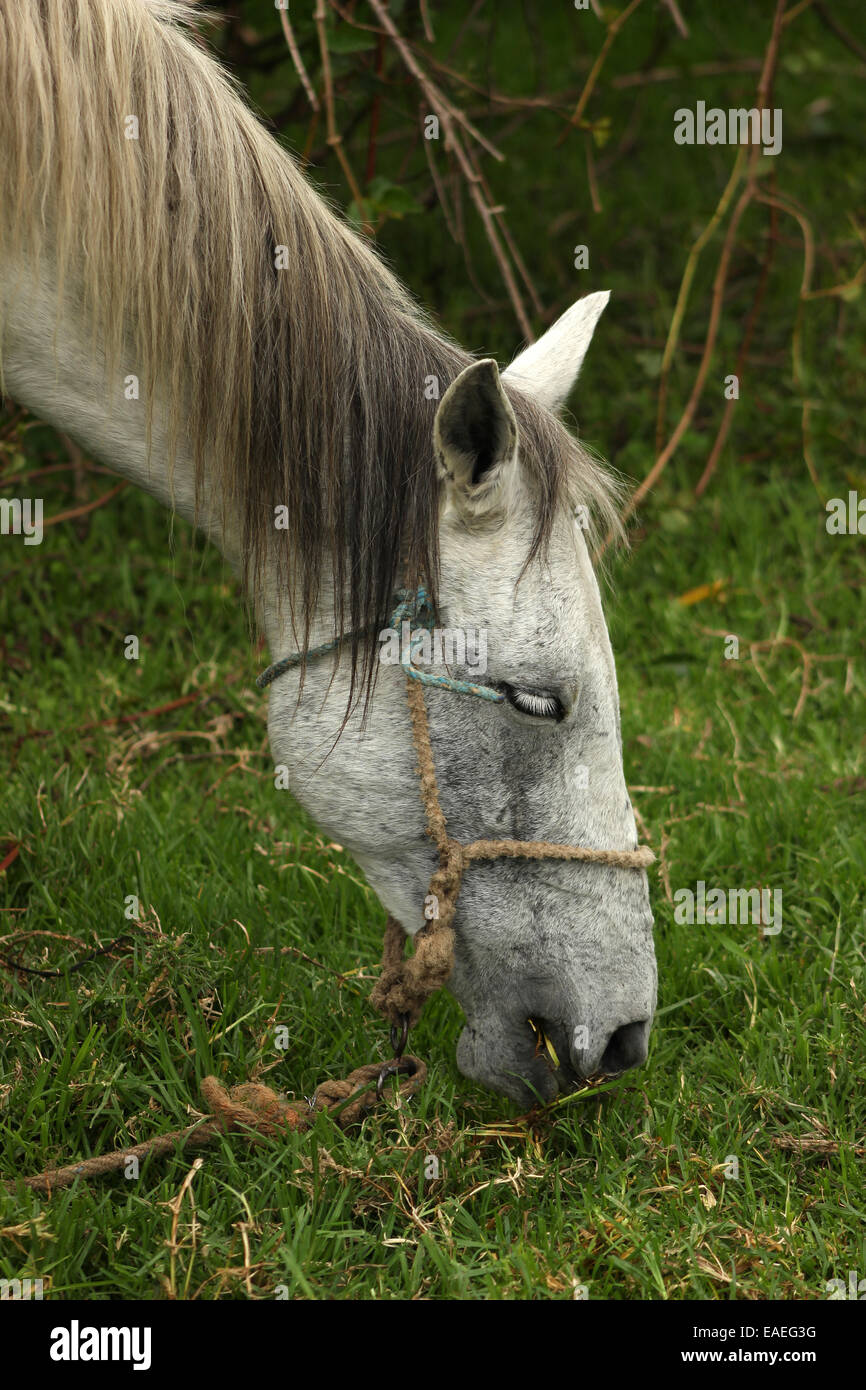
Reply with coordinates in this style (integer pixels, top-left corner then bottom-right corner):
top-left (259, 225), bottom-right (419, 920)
top-left (278, 6), bottom-right (319, 112)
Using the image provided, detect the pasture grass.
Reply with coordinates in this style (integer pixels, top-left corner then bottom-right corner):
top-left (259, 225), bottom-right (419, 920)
top-left (1, 0), bottom-right (865, 1300)
top-left (2, 434), bottom-right (863, 1301)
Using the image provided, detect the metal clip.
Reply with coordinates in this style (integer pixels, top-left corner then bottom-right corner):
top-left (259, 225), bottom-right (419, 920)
top-left (376, 1012), bottom-right (413, 1097)
top-left (375, 1055), bottom-right (419, 1100)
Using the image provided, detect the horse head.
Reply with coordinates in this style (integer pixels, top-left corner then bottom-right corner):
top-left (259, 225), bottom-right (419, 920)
top-left (265, 295), bottom-right (657, 1104)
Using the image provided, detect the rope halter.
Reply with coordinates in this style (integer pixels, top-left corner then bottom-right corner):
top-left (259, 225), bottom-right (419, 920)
top-left (258, 588), bottom-right (654, 1043)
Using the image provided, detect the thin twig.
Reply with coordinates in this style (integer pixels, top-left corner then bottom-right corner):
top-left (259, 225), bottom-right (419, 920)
top-left (364, 0), bottom-right (534, 340)
top-left (599, 180), bottom-right (755, 553)
top-left (0, 460), bottom-right (119, 488)
top-left (419, 0), bottom-right (435, 45)
top-left (43, 481), bottom-right (128, 528)
top-left (278, 7), bottom-right (319, 112)
top-left (612, 60), bottom-right (762, 88)
top-left (599, 0), bottom-right (789, 553)
top-left (422, 107), bottom-right (458, 241)
top-left (695, 193), bottom-right (778, 498)
top-left (327, 1), bottom-right (505, 161)
top-left (313, 0), bottom-right (370, 231)
top-left (558, 0), bottom-right (646, 144)
top-left (754, 189), bottom-right (824, 497)
top-left (653, 148), bottom-right (748, 454)
top-left (473, 158), bottom-right (545, 317)
top-left (813, 0), bottom-right (866, 63)
top-left (585, 132), bottom-right (602, 214)
top-left (661, 0), bottom-right (689, 40)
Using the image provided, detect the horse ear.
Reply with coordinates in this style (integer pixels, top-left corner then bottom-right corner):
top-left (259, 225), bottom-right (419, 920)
top-left (502, 290), bottom-right (610, 414)
top-left (434, 358), bottom-right (518, 500)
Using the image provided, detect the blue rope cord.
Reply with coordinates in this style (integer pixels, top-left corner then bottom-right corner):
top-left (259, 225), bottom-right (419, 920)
top-left (256, 586), bottom-right (505, 704)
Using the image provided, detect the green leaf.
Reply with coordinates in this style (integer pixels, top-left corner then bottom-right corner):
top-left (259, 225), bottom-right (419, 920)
top-left (591, 116), bottom-right (612, 150)
top-left (635, 349), bottom-right (663, 379)
top-left (658, 507), bottom-right (692, 533)
top-left (366, 176), bottom-right (423, 218)
top-left (346, 198), bottom-right (372, 229)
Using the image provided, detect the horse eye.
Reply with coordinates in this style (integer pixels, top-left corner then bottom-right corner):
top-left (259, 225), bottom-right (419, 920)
top-left (502, 685), bottom-right (565, 721)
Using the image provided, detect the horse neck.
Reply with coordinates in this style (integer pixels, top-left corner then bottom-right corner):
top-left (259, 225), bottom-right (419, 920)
top-left (0, 254), bottom-right (240, 569)
top-left (0, 259), bottom-right (353, 657)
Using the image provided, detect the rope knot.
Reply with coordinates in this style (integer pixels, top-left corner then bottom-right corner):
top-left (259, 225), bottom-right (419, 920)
top-left (369, 912), bottom-right (456, 1027)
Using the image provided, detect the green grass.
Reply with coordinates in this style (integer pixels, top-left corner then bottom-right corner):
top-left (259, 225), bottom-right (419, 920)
top-left (1, 0), bottom-right (865, 1300)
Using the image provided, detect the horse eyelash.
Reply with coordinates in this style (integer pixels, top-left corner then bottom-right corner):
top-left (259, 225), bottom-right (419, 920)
top-left (504, 687), bottom-right (564, 721)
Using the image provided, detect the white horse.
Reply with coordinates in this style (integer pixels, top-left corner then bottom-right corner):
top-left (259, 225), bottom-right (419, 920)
top-left (0, 0), bottom-right (656, 1103)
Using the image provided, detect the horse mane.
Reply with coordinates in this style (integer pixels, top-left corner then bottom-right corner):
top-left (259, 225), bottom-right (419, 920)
top-left (0, 0), bottom-right (622, 709)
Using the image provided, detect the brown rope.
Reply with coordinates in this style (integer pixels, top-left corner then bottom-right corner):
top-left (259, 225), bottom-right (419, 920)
top-left (370, 675), bottom-right (655, 1028)
top-left (7, 1064), bottom-right (425, 1195)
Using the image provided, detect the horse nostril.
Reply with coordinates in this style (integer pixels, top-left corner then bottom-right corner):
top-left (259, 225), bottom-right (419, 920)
top-left (597, 1020), bottom-right (649, 1075)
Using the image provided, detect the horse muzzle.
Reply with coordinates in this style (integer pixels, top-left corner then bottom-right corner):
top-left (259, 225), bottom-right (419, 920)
top-left (455, 1007), bottom-right (653, 1105)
